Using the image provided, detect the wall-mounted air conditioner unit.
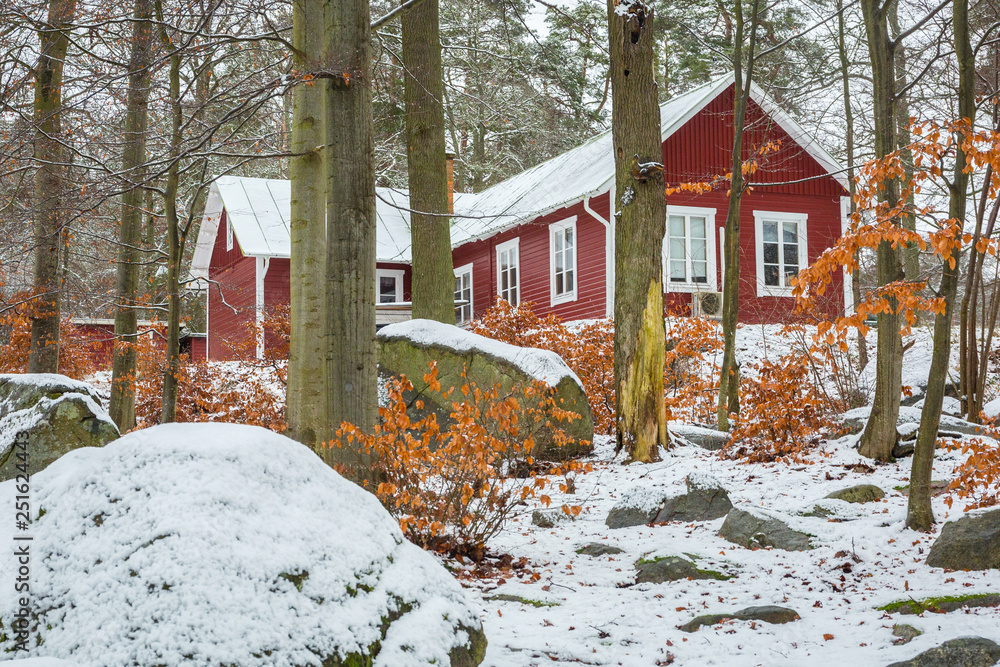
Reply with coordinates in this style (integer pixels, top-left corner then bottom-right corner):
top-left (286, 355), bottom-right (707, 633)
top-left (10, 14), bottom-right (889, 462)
top-left (691, 291), bottom-right (723, 320)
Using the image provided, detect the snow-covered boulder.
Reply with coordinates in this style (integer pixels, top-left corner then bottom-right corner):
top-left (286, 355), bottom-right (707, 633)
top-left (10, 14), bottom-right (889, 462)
top-left (0, 423), bottom-right (487, 666)
top-left (0, 373), bottom-right (118, 482)
top-left (377, 319), bottom-right (593, 459)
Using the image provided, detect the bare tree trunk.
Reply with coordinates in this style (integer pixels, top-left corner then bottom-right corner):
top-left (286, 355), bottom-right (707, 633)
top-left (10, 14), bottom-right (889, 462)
top-left (857, 0), bottom-right (904, 462)
top-left (324, 0), bottom-right (377, 475)
top-left (110, 0), bottom-right (154, 432)
top-left (837, 0), bottom-right (867, 372)
top-left (158, 10), bottom-right (183, 424)
top-left (607, 0), bottom-right (668, 463)
top-left (287, 0), bottom-right (328, 449)
top-left (404, 0), bottom-right (453, 323)
top-left (907, 0), bottom-right (974, 531)
top-left (717, 0), bottom-right (759, 431)
top-left (29, 0), bottom-right (78, 373)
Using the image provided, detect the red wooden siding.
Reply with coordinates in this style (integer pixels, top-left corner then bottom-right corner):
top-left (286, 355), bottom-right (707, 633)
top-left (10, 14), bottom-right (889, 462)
top-left (451, 196), bottom-right (609, 322)
top-left (208, 209), bottom-right (256, 360)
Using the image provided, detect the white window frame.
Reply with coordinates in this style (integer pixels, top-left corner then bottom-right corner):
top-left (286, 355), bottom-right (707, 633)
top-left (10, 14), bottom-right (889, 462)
top-left (226, 215), bottom-right (233, 251)
top-left (549, 216), bottom-right (578, 306)
top-left (376, 268), bottom-right (405, 303)
top-left (663, 205), bottom-right (717, 292)
top-left (753, 210), bottom-right (808, 297)
top-left (495, 237), bottom-right (520, 306)
top-left (454, 262), bottom-right (474, 325)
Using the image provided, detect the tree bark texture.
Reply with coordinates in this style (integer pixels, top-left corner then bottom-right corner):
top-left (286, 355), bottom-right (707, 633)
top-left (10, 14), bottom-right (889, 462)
top-left (29, 0), bottom-right (77, 374)
top-left (403, 0), bottom-right (454, 323)
top-left (324, 0), bottom-right (378, 475)
top-left (286, 0), bottom-right (328, 449)
top-left (857, 0), bottom-right (904, 462)
top-left (110, 0), bottom-right (154, 432)
top-left (607, 0), bottom-right (668, 463)
top-left (907, 0), bottom-right (974, 531)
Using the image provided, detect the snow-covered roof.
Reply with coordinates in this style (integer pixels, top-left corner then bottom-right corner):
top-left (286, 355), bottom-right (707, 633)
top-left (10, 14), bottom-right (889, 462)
top-left (191, 73), bottom-right (845, 277)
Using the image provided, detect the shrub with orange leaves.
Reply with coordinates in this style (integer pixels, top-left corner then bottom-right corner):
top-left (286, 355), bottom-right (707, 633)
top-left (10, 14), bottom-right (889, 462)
top-left (663, 316), bottom-right (723, 423)
top-left (945, 418), bottom-right (1000, 511)
top-left (470, 299), bottom-right (616, 435)
top-left (723, 350), bottom-right (843, 463)
top-left (0, 291), bottom-right (96, 379)
top-left (332, 363), bottom-right (588, 559)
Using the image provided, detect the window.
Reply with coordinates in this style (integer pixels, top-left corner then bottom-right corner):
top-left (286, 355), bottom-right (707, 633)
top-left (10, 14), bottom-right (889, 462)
top-left (663, 206), bottom-right (717, 291)
top-left (549, 217), bottom-right (578, 305)
top-left (226, 215), bottom-right (233, 251)
top-left (754, 211), bottom-right (808, 297)
top-left (376, 268), bottom-right (405, 303)
top-left (454, 263), bottom-right (473, 325)
top-left (496, 238), bottom-right (520, 306)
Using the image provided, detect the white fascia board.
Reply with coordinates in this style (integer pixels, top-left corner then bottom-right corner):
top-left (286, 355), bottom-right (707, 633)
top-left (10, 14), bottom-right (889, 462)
top-left (190, 183), bottom-right (224, 279)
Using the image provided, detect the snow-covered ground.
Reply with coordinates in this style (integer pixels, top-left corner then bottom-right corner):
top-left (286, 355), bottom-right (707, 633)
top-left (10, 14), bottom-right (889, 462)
top-left (466, 433), bottom-right (1000, 666)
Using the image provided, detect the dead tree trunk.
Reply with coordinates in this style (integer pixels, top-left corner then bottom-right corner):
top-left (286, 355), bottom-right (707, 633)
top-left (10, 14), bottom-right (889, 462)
top-left (110, 0), bottom-right (155, 432)
top-left (29, 0), bottom-right (78, 373)
top-left (607, 0), bottom-right (668, 463)
top-left (717, 0), bottom-right (759, 431)
top-left (324, 0), bottom-right (377, 474)
top-left (403, 0), bottom-right (454, 324)
top-left (857, 0), bottom-right (904, 461)
top-left (907, 0), bottom-right (974, 531)
top-left (287, 0), bottom-right (328, 449)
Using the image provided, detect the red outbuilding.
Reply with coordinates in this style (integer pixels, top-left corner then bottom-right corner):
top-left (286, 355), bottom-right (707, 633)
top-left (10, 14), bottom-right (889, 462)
top-left (191, 74), bottom-right (850, 360)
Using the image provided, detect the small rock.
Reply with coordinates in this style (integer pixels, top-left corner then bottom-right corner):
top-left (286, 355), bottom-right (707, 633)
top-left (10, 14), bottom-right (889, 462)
top-left (892, 624), bottom-right (922, 645)
top-left (926, 509), bottom-right (1000, 570)
top-left (606, 504), bottom-right (659, 529)
top-left (576, 542), bottom-right (624, 557)
top-left (893, 441), bottom-right (916, 458)
top-left (718, 506), bottom-right (813, 551)
top-left (886, 637), bottom-right (1000, 667)
top-left (825, 484), bottom-right (886, 504)
top-left (532, 509), bottom-right (573, 528)
top-left (670, 424), bottom-right (729, 451)
top-left (678, 605), bottom-right (799, 632)
top-left (884, 594), bottom-right (1000, 615)
top-left (606, 485), bottom-right (672, 529)
top-left (653, 474), bottom-right (733, 523)
top-left (634, 556), bottom-right (728, 584)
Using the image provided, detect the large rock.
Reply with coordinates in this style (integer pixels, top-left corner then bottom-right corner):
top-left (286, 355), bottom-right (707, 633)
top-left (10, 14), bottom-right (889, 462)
top-left (0, 373), bottom-right (118, 482)
top-left (886, 637), bottom-right (1000, 667)
top-left (671, 424), bottom-right (729, 451)
top-left (652, 473), bottom-right (733, 523)
top-left (825, 484), bottom-right (886, 504)
top-left (842, 406), bottom-right (988, 441)
top-left (719, 506), bottom-right (813, 551)
top-left (926, 509), bottom-right (1000, 570)
top-left (378, 319), bottom-right (593, 460)
top-left (0, 423), bottom-right (486, 666)
top-left (678, 605), bottom-right (800, 632)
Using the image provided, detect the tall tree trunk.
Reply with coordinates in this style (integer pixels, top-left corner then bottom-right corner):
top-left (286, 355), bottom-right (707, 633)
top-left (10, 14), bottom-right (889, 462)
top-left (286, 0), bottom-right (328, 449)
top-left (837, 0), bottom-right (867, 372)
top-left (888, 3), bottom-right (920, 285)
top-left (906, 0), bottom-right (974, 531)
top-left (110, 0), bottom-right (154, 432)
top-left (857, 0), bottom-right (904, 461)
top-left (403, 0), bottom-right (453, 323)
top-left (717, 0), bottom-right (759, 431)
top-left (29, 0), bottom-right (77, 373)
top-left (157, 9), bottom-right (183, 424)
top-left (324, 0), bottom-right (377, 475)
top-left (607, 0), bottom-right (668, 463)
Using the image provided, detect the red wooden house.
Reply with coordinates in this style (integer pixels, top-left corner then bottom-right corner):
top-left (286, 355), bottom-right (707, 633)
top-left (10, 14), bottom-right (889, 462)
top-left (191, 74), bottom-right (850, 360)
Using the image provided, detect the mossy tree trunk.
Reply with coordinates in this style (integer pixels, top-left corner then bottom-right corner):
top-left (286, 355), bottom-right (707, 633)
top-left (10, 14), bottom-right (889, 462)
top-left (404, 0), bottom-right (454, 324)
top-left (110, 0), bottom-right (155, 432)
top-left (287, 0), bottom-right (328, 449)
top-left (717, 0), bottom-right (759, 432)
top-left (28, 0), bottom-right (77, 374)
top-left (857, 0), bottom-right (904, 461)
top-left (907, 0), bottom-right (974, 531)
top-left (607, 0), bottom-right (668, 463)
top-left (324, 0), bottom-right (377, 477)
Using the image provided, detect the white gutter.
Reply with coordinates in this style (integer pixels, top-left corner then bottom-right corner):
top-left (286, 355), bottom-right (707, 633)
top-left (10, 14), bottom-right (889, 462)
top-left (583, 192), bottom-right (615, 319)
top-left (255, 256), bottom-right (271, 359)
top-left (841, 196), bottom-right (854, 314)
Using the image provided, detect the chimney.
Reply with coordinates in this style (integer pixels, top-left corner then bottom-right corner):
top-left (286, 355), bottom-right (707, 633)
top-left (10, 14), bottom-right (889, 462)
top-left (446, 151), bottom-right (455, 215)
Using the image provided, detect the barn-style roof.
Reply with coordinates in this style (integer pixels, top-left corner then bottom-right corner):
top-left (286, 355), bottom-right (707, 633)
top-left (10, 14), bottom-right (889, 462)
top-left (191, 73), bottom-right (845, 279)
